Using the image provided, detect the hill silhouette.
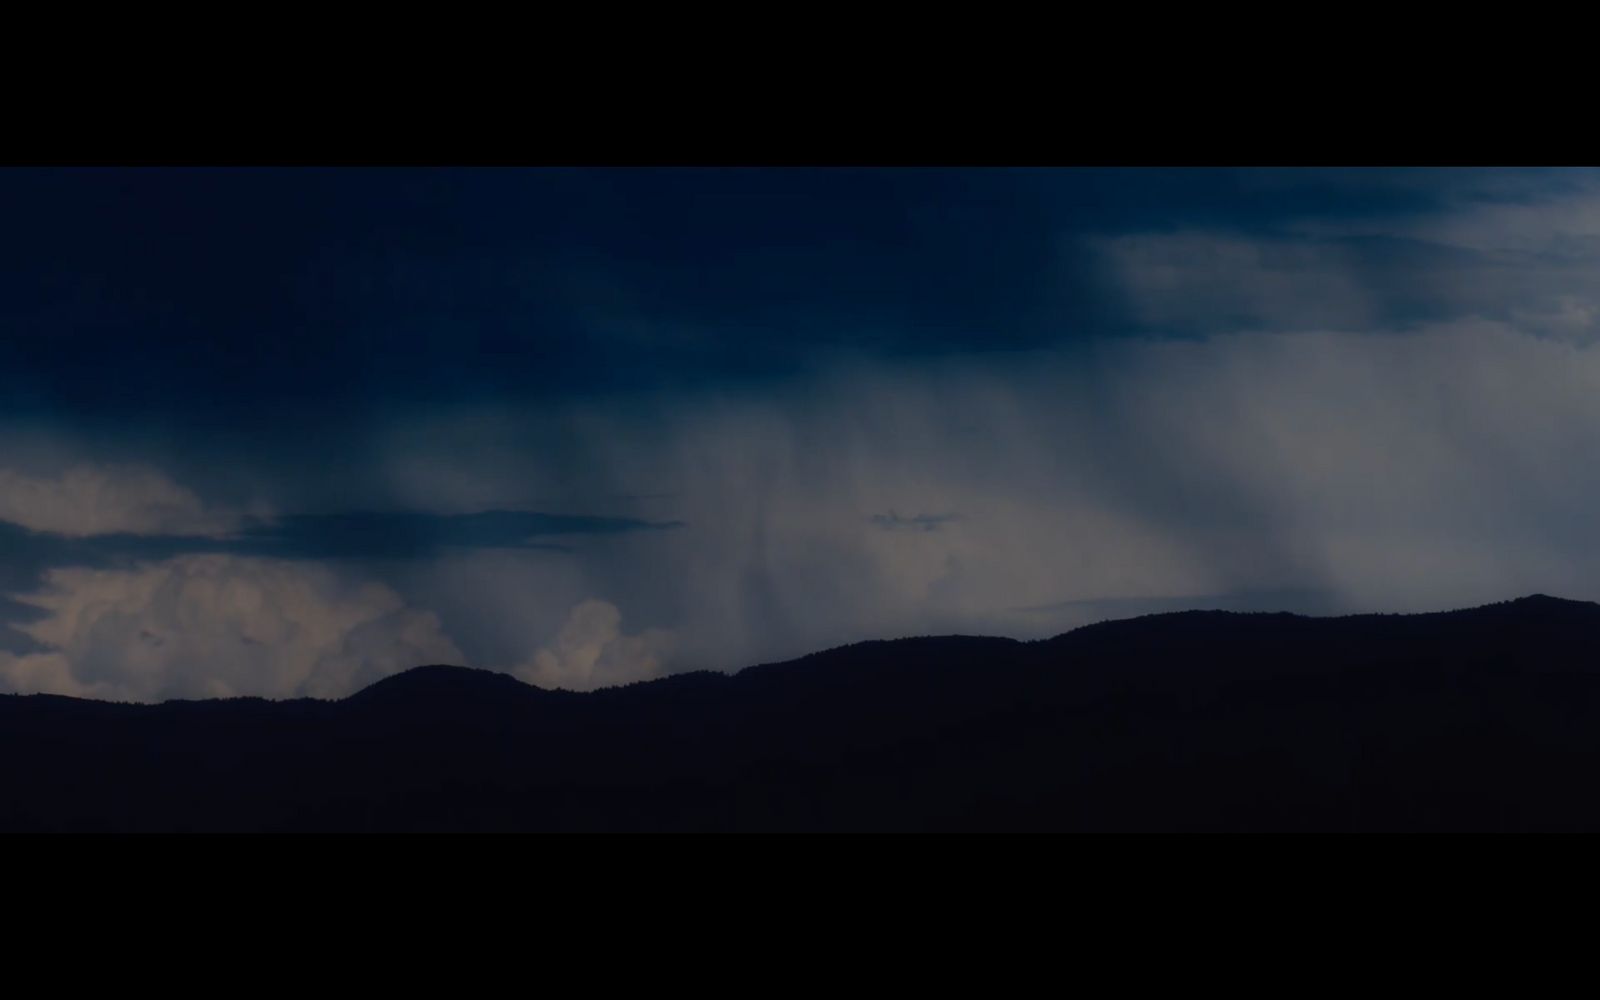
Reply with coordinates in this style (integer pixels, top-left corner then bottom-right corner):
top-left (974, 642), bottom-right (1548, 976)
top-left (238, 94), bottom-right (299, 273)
top-left (6, 595), bottom-right (1600, 831)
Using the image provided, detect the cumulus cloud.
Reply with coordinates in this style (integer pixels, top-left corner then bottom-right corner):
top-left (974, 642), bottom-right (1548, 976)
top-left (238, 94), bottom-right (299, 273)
top-left (0, 554), bottom-right (463, 702)
top-left (513, 599), bottom-right (674, 691)
top-left (0, 455), bottom-right (683, 700)
top-left (0, 464), bottom-right (252, 537)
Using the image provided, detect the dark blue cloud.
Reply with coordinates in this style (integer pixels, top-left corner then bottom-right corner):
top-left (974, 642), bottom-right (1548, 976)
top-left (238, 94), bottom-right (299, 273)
top-left (231, 510), bottom-right (681, 560)
top-left (0, 508), bottom-right (678, 567)
top-left (0, 169), bottom-right (1057, 421)
top-left (6, 167), bottom-right (1552, 429)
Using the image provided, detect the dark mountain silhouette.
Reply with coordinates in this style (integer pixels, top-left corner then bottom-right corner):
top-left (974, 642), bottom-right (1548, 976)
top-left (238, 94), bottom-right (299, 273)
top-left (7, 594), bottom-right (1600, 831)
top-left (347, 664), bottom-right (551, 708)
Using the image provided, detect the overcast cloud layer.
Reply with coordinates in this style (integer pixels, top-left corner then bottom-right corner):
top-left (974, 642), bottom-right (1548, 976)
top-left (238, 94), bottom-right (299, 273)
top-left (5, 168), bottom-right (1600, 700)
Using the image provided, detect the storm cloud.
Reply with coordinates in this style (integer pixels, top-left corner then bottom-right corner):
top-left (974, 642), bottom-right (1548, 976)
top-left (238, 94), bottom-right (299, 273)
top-left (6, 168), bottom-right (1600, 700)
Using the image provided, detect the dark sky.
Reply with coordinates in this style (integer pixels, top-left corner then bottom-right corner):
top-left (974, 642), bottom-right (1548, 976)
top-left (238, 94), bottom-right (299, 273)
top-left (5, 166), bottom-right (1600, 701)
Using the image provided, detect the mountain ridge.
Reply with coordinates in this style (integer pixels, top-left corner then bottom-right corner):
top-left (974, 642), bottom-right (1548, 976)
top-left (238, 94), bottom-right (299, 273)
top-left (10, 594), bottom-right (1595, 709)
top-left (6, 592), bottom-right (1600, 831)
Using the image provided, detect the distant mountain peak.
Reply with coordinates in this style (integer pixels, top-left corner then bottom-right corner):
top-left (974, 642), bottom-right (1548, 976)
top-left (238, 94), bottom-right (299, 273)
top-left (1479, 593), bottom-right (1600, 613)
top-left (346, 665), bottom-right (540, 704)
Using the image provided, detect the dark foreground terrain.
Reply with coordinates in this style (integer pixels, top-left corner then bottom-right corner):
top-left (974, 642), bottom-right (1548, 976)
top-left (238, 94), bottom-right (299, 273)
top-left (6, 595), bottom-right (1600, 831)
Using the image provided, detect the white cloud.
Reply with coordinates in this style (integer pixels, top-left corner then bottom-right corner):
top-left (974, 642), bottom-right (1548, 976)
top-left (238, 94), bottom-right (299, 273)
top-left (514, 599), bottom-right (673, 691)
top-left (0, 554), bottom-right (463, 702)
top-left (0, 464), bottom-right (253, 537)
